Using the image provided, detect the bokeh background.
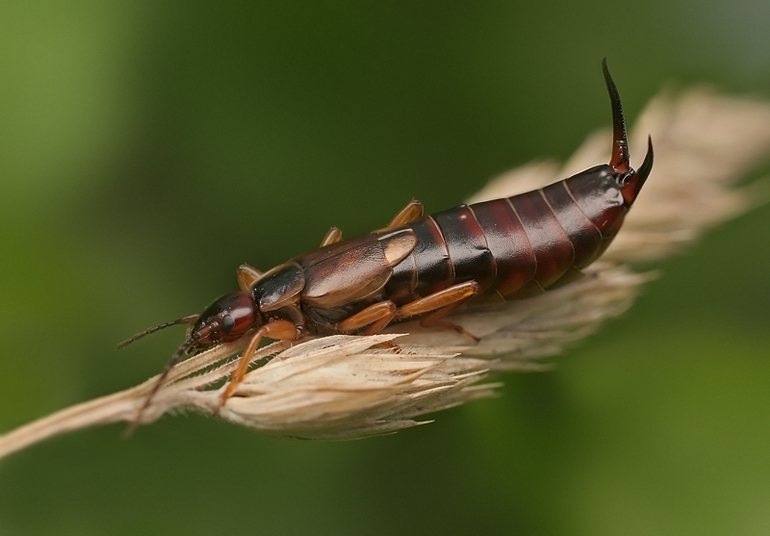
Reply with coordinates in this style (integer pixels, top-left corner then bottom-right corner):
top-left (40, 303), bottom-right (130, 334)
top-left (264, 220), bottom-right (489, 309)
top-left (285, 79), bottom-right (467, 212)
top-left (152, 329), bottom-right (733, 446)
top-left (1, 1), bottom-right (769, 535)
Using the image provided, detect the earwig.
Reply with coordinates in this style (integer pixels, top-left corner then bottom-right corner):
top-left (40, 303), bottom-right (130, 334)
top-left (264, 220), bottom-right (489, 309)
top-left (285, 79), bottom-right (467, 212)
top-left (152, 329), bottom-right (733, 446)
top-left (120, 60), bottom-right (654, 421)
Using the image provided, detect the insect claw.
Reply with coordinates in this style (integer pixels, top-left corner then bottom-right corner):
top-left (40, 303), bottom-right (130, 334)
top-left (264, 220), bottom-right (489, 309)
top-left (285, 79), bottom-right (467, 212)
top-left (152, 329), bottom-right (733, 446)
top-left (621, 135), bottom-right (655, 205)
top-left (638, 136), bottom-right (654, 182)
top-left (602, 59), bottom-right (630, 173)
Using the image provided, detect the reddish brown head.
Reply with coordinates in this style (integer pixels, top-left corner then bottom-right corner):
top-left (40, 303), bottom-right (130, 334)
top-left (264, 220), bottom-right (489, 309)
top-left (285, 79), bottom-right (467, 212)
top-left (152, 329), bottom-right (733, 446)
top-left (118, 291), bottom-right (262, 430)
top-left (118, 291), bottom-right (261, 400)
top-left (118, 291), bottom-right (261, 352)
top-left (188, 292), bottom-right (260, 348)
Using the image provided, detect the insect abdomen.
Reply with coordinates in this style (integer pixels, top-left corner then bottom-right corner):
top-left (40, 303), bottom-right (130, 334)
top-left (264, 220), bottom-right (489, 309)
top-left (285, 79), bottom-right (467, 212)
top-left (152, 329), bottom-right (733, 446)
top-left (385, 173), bottom-right (625, 302)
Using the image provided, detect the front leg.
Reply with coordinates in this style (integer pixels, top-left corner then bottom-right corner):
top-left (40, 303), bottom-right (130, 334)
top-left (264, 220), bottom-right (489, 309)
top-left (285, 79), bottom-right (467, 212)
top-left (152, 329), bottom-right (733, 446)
top-left (217, 319), bottom-right (301, 411)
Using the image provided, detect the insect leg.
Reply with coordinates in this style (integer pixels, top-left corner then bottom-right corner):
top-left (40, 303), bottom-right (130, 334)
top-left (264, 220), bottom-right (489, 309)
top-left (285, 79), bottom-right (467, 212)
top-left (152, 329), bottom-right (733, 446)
top-left (382, 200), bottom-right (424, 230)
top-left (336, 301), bottom-right (397, 334)
top-left (319, 227), bottom-right (343, 247)
top-left (237, 264), bottom-right (263, 292)
top-left (217, 319), bottom-right (300, 411)
top-left (394, 280), bottom-right (479, 319)
top-left (418, 302), bottom-right (481, 341)
top-left (394, 280), bottom-right (481, 340)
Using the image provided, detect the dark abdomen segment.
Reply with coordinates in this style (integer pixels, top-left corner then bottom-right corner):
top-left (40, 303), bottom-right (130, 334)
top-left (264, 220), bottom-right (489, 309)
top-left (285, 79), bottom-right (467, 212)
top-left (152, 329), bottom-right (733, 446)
top-left (385, 174), bottom-right (625, 303)
top-left (432, 206), bottom-right (496, 288)
top-left (541, 181), bottom-right (604, 268)
top-left (507, 190), bottom-right (574, 294)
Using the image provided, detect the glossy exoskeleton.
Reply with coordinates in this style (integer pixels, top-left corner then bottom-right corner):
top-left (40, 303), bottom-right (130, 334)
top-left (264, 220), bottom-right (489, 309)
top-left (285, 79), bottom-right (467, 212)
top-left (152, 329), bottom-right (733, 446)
top-left (120, 60), bottom-right (654, 416)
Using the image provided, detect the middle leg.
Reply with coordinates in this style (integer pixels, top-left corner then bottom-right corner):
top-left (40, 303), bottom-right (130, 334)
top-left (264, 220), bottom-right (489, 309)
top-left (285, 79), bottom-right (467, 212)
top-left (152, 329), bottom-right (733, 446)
top-left (380, 200), bottom-right (424, 231)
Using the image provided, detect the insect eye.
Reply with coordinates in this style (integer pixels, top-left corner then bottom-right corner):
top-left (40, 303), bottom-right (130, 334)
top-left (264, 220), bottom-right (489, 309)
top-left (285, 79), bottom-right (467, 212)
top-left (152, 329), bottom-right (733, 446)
top-left (221, 315), bottom-right (235, 335)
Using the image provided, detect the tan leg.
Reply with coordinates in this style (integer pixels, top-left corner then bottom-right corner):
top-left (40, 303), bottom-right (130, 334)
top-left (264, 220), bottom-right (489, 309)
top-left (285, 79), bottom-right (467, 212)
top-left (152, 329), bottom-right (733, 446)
top-left (336, 301), bottom-right (397, 334)
top-left (383, 200), bottom-right (424, 230)
top-left (419, 303), bottom-right (480, 341)
top-left (237, 264), bottom-right (263, 292)
top-left (394, 280), bottom-right (480, 341)
top-left (394, 280), bottom-right (479, 319)
top-left (320, 227), bottom-right (343, 247)
top-left (217, 319), bottom-right (300, 411)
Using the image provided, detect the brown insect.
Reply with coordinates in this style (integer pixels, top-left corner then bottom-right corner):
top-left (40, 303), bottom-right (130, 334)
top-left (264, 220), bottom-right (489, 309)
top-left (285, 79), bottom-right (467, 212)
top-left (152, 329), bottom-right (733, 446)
top-left (120, 60), bottom-right (653, 418)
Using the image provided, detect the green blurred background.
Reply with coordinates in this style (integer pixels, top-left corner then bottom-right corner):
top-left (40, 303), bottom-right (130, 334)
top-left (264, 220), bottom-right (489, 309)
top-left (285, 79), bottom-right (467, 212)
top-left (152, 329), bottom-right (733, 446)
top-left (1, 1), bottom-right (769, 535)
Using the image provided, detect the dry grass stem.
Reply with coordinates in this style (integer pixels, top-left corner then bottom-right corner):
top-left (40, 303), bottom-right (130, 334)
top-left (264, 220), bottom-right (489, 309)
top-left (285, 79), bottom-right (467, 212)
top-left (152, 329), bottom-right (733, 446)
top-left (2, 88), bottom-right (769, 459)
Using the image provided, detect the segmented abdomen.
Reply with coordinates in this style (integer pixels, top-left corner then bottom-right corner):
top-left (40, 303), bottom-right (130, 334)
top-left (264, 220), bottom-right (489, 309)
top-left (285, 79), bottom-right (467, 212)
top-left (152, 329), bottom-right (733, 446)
top-left (384, 173), bottom-right (627, 303)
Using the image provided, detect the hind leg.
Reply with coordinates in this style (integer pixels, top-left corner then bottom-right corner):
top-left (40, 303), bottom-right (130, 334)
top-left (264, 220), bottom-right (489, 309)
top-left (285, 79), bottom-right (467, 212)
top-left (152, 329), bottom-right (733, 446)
top-left (395, 281), bottom-right (480, 340)
top-left (336, 301), bottom-right (398, 334)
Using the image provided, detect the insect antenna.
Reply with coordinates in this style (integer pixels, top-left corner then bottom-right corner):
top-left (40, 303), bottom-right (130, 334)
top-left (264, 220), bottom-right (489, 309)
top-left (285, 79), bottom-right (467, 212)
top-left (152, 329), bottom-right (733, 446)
top-left (124, 334), bottom-right (200, 436)
top-left (602, 58), bottom-right (630, 173)
top-left (117, 314), bottom-right (200, 349)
